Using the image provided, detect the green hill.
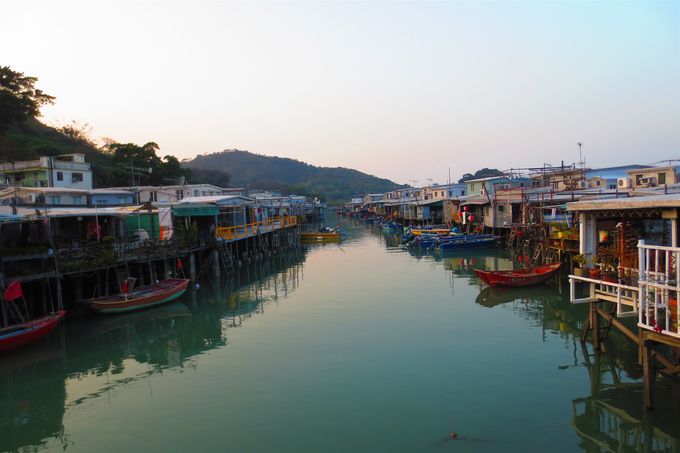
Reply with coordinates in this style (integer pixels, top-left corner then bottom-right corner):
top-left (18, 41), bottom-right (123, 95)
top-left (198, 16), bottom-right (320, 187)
top-left (0, 120), bottom-right (190, 188)
top-left (183, 150), bottom-right (403, 202)
top-left (0, 119), bottom-right (121, 187)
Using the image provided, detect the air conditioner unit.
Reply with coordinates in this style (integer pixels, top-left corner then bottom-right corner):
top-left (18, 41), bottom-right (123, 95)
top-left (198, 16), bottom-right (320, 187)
top-left (617, 178), bottom-right (631, 189)
top-left (639, 177), bottom-right (657, 187)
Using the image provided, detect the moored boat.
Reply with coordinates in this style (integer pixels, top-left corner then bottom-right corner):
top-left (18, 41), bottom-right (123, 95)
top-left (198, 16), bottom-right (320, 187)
top-left (300, 227), bottom-right (341, 242)
top-left (437, 235), bottom-right (498, 250)
top-left (474, 262), bottom-right (562, 287)
top-left (0, 311), bottom-right (65, 354)
top-left (87, 278), bottom-right (190, 314)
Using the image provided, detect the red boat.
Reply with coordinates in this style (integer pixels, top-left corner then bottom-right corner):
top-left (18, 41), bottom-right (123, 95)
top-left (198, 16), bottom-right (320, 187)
top-left (87, 278), bottom-right (190, 314)
top-left (474, 263), bottom-right (562, 287)
top-left (0, 311), bottom-right (65, 354)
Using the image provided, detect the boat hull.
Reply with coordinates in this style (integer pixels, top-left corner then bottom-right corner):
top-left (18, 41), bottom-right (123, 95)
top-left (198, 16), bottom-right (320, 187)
top-left (438, 237), bottom-right (498, 250)
top-left (300, 232), bottom-right (341, 242)
top-left (474, 263), bottom-right (562, 287)
top-left (87, 278), bottom-right (190, 314)
top-left (0, 311), bottom-right (65, 354)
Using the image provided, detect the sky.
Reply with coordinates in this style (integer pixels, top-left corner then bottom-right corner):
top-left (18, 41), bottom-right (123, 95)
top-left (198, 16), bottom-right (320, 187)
top-left (2, 0), bottom-right (679, 185)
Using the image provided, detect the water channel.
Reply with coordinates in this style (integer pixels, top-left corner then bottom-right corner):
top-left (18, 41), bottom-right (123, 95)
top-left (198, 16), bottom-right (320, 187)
top-left (1, 214), bottom-right (679, 452)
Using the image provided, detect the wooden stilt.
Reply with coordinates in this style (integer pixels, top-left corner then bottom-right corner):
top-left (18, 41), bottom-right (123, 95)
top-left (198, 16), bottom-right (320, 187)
top-left (642, 334), bottom-right (655, 409)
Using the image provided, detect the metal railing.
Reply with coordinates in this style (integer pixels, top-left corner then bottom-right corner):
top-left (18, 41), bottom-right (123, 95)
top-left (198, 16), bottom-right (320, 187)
top-left (215, 216), bottom-right (297, 241)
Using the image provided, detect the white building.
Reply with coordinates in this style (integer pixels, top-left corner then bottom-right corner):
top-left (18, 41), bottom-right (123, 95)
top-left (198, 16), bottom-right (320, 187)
top-left (0, 154), bottom-right (93, 190)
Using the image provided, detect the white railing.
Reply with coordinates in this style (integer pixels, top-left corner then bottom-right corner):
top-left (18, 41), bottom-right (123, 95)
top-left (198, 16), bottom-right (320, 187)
top-left (638, 240), bottom-right (680, 338)
top-left (569, 275), bottom-right (639, 317)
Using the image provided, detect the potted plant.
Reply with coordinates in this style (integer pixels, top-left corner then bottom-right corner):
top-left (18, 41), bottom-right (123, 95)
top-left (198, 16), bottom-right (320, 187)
top-left (573, 254), bottom-right (587, 277)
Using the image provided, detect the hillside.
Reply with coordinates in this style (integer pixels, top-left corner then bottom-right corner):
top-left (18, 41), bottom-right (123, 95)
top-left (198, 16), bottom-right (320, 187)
top-left (0, 120), bottom-right (190, 188)
top-left (0, 119), bottom-right (120, 187)
top-left (183, 150), bottom-right (403, 202)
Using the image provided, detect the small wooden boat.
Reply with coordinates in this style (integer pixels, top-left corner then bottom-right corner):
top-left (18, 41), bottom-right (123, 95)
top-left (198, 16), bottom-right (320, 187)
top-left (410, 228), bottom-right (451, 236)
top-left (87, 278), bottom-right (190, 314)
top-left (0, 311), bottom-right (65, 354)
top-left (474, 263), bottom-right (562, 287)
top-left (300, 231), bottom-right (341, 242)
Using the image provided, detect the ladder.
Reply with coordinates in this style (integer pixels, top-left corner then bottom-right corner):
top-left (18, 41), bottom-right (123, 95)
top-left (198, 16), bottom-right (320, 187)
top-left (531, 242), bottom-right (544, 266)
top-left (218, 242), bottom-right (235, 273)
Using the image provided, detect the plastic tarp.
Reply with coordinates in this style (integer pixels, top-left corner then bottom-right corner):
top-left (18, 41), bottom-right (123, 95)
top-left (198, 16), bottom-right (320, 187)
top-left (172, 204), bottom-right (219, 217)
top-left (158, 207), bottom-right (174, 239)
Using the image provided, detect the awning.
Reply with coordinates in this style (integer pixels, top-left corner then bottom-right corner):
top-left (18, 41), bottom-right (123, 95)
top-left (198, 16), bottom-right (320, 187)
top-left (460, 198), bottom-right (489, 206)
top-left (172, 204), bottom-right (219, 217)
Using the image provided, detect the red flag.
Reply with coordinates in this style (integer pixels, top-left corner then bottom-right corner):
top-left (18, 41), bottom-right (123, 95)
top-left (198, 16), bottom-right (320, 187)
top-left (122, 279), bottom-right (129, 294)
top-left (177, 259), bottom-right (183, 270)
top-left (3, 280), bottom-right (23, 301)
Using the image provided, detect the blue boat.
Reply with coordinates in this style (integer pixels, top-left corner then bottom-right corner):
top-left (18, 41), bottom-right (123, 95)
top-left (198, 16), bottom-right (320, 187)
top-left (437, 235), bottom-right (498, 250)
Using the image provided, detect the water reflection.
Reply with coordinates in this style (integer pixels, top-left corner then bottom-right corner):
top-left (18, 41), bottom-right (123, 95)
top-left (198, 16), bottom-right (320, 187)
top-left (572, 343), bottom-right (680, 451)
top-left (0, 247), bottom-right (308, 452)
top-left (468, 271), bottom-right (680, 450)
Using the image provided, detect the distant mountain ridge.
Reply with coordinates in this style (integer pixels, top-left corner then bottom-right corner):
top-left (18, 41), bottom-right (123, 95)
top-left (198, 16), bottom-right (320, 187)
top-left (183, 150), bottom-right (403, 202)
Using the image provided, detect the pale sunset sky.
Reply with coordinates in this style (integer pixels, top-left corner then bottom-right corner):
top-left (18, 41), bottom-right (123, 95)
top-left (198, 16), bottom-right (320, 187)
top-left (2, 1), bottom-right (678, 185)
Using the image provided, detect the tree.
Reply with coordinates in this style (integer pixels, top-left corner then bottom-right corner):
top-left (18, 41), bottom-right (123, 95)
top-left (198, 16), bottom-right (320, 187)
top-left (0, 66), bottom-right (55, 133)
top-left (458, 168), bottom-right (505, 183)
top-left (102, 140), bottom-right (189, 186)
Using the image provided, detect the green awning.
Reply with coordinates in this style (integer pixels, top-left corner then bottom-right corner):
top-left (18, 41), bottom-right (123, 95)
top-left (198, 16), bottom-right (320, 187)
top-left (172, 204), bottom-right (219, 217)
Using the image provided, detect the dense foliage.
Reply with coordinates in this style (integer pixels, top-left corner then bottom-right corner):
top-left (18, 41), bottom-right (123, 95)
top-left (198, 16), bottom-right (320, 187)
top-left (0, 66), bottom-right (55, 133)
top-left (458, 168), bottom-right (505, 183)
top-left (183, 150), bottom-right (403, 202)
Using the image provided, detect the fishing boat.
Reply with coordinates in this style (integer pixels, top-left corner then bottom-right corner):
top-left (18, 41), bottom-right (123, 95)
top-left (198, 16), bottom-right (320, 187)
top-left (300, 227), bottom-right (341, 242)
top-left (437, 235), bottom-right (498, 250)
top-left (87, 278), bottom-right (190, 314)
top-left (0, 310), bottom-right (65, 354)
top-left (474, 262), bottom-right (562, 287)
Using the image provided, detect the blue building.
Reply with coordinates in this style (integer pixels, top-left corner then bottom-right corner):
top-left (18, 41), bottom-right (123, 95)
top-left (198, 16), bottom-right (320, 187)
top-left (89, 189), bottom-right (135, 206)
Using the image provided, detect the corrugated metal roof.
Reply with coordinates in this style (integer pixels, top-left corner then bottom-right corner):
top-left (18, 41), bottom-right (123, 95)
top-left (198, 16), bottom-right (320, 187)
top-left (567, 193), bottom-right (680, 211)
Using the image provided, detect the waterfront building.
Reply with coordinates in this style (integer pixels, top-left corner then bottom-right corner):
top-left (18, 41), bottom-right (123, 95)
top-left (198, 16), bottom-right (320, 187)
top-left (0, 154), bottom-right (93, 190)
top-left (585, 165), bottom-right (646, 190)
top-left (566, 193), bottom-right (680, 408)
top-left (625, 165), bottom-right (680, 190)
top-left (113, 184), bottom-right (244, 204)
top-left (0, 187), bottom-right (89, 207)
top-left (88, 188), bottom-right (135, 206)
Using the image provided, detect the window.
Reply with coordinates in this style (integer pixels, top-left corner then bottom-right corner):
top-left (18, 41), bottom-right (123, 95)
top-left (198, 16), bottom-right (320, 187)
top-left (50, 196), bottom-right (60, 204)
top-left (658, 173), bottom-right (666, 185)
top-left (461, 190), bottom-right (465, 196)
top-left (14, 173), bottom-right (25, 182)
top-left (498, 205), bottom-right (504, 212)
top-left (176, 190), bottom-right (183, 200)
top-left (596, 180), bottom-right (601, 186)
top-left (635, 174), bottom-right (643, 185)
top-left (609, 184), bottom-right (616, 189)
top-left (72, 172), bottom-right (83, 183)
top-left (56, 171), bottom-right (63, 181)
top-left (73, 197), bottom-right (82, 205)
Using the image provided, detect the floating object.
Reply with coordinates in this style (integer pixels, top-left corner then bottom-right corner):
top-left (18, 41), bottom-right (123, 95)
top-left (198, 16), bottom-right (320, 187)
top-left (300, 230), bottom-right (341, 242)
top-left (474, 263), bottom-right (562, 287)
top-left (0, 311), bottom-right (65, 354)
top-left (86, 278), bottom-right (190, 314)
top-left (450, 432), bottom-right (458, 439)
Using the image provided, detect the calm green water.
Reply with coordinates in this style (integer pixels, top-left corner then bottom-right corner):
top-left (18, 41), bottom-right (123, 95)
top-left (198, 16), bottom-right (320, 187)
top-left (2, 215), bottom-right (679, 452)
